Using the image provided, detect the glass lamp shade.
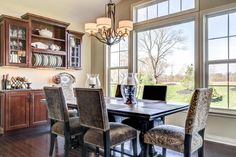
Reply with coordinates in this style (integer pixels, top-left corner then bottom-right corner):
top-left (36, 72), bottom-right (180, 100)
top-left (85, 23), bottom-right (98, 34)
top-left (96, 17), bottom-right (111, 29)
top-left (118, 20), bottom-right (133, 31)
top-left (120, 73), bottom-right (139, 104)
top-left (85, 74), bottom-right (101, 88)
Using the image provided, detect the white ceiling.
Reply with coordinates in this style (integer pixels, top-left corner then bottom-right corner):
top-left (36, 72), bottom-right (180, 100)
top-left (0, 0), bottom-right (121, 29)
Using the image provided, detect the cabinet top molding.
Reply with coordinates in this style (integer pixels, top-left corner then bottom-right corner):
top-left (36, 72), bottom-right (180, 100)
top-left (0, 14), bottom-right (28, 23)
top-left (21, 13), bottom-right (70, 28)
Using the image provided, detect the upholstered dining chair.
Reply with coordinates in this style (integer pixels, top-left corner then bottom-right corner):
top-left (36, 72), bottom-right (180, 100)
top-left (74, 88), bottom-right (138, 157)
top-left (53, 72), bottom-right (78, 117)
top-left (144, 88), bottom-right (213, 157)
top-left (122, 85), bottom-right (167, 130)
top-left (44, 87), bottom-right (86, 157)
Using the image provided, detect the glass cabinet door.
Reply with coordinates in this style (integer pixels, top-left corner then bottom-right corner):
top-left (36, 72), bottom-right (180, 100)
top-left (69, 36), bottom-right (81, 68)
top-left (9, 24), bottom-right (27, 64)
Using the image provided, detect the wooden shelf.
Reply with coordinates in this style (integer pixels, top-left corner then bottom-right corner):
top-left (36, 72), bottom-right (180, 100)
top-left (31, 34), bottom-right (65, 42)
top-left (31, 48), bottom-right (66, 56)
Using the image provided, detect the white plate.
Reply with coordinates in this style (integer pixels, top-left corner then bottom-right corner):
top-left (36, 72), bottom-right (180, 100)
top-left (32, 54), bottom-right (37, 66)
top-left (38, 54), bottom-right (43, 66)
top-left (58, 56), bottom-right (62, 67)
top-left (43, 55), bottom-right (49, 66)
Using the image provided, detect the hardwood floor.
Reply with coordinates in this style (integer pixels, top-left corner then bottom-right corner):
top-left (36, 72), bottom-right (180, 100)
top-left (0, 125), bottom-right (236, 157)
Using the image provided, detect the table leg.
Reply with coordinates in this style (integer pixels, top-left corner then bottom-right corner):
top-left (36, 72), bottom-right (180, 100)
top-left (139, 120), bottom-right (158, 157)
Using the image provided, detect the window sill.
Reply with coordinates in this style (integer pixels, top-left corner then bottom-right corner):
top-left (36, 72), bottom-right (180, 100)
top-left (208, 108), bottom-right (236, 119)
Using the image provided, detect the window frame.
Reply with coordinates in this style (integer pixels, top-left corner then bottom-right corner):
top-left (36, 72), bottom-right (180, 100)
top-left (204, 9), bottom-right (236, 110)
top-left (132, 0), bottom-right (199, 24)
top-left (107, 38), bottom-right (129, 97)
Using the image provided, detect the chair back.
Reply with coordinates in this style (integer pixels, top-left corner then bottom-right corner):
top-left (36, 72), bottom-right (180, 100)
top-left (185, 88), bottom-right (213, 135)
top-left (142, 85), bottom-right (167, 101)
top-left (115, 84), bottom-right (122, 98)
top-left (74, 88), bottom-right (109, 131)
top-left (44, 87), bottom-right (69, 122)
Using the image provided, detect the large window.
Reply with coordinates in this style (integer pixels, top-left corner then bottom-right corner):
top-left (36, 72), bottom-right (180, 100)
top-left (136, 0), bottom-right (196, 23)
top-left (137, 21), bottom-right (195, 103)
top-left (206, 10), bottom-right (236, 110)
top-left (108, 37), bottom-right (128, 96)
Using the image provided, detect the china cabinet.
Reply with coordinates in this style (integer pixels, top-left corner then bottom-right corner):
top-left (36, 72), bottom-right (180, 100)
top-left (0, 15), bottom-right (29, 67)
top-left (67, 30), bottom-right (84, 69)
top-left (21, 13), bottom-right (70, 68)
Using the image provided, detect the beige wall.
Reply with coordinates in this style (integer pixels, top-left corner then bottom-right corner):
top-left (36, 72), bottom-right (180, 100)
top-left (0, 3), bottom-right (91, 89)
top-left (91, 0), bottom-right (236, 145)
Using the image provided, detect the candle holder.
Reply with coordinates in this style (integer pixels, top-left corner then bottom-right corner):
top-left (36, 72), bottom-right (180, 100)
top-left (26, 82), bottom-right (31, 89)
top-left (85, 74), bottom-right (101, 88)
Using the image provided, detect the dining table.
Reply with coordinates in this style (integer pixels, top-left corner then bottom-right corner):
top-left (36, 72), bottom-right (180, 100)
top-left (64, 97), bottom-right (189, 157)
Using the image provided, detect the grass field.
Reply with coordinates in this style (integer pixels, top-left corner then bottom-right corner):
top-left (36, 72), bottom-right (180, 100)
top-left (110, 83), bottom-right (236, 110)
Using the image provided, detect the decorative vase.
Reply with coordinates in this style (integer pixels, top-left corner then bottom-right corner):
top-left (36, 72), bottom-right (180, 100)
top-left (121, 73), bottom-right (139, 104)
top-left (85, 74), bottom-right (101, 88)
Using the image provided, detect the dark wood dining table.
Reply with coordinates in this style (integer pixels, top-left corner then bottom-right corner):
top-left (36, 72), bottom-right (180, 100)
top-left (65, 97), bottom-right (189, 157)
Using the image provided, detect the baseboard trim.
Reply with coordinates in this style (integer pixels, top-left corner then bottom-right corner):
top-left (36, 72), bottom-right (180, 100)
top-left (206, 134), bottom-right (236, 147)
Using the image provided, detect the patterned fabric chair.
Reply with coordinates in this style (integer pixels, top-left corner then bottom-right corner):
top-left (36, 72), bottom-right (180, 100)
top-left (53, 72), bottom-right (78, 117)
top-left (144, 88), bottom-right (213, 157)
top-left (122, 85), bottom-right (167, 130)
top-left (44, 87), bottom-right (86, 157)
top-left (74, 88), bottom-right (138, 157)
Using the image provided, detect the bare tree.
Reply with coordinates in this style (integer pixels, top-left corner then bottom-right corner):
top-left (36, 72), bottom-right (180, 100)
top-left (138, 28), bottom-right (185, 84)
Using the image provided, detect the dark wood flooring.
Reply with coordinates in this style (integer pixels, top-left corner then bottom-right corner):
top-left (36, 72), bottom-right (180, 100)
top-left (0, 125), bottom-right (236, 157)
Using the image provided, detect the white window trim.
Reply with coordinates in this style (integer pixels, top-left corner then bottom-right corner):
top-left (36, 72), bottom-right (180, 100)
top-left (131, 0), bottom-right (199, 25)
top-left (201, 2), bottom-right (236, 115)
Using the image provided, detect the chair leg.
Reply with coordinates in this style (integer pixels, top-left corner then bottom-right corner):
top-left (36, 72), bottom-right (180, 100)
top-left (143, 144), bottom-right (150, 157)
top-left (82, 143), bottom-right (87, 157)
top-left (132, 138), bottom-right (138, 156)
top-left (162, 148), bottom-right (166, 157)
top-left (64, 136), bottom-right (70, 157)
top-left (198, 129), bottom-right (205, 157)
top-left (198, 146), bottom-right (204, 157)
top-left (49, 133), bottom-right (56, 156)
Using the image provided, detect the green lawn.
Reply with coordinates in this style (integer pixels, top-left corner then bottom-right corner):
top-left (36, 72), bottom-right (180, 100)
top-left (110, 83), bottom-right (236, 110)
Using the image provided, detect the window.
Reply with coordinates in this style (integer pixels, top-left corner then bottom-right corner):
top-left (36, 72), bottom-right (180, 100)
top-left (136, 0), bottom-right (196, 22)
top-left (137, 21), bottom-right (195, 103)
top-left (108, 37), bottom-right (128, 96)
top-left (205, 10), bottom-right (236, 110)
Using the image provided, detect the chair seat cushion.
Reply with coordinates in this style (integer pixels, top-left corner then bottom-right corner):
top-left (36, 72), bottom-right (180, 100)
top-left (52, 117), bottom-right (85, 136)
top-left (144, 125), bottom-right (203, 153)
top-left (84, 122), bottom-right (137, 148)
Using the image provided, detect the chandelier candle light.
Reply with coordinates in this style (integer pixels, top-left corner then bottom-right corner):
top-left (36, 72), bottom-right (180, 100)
top-left (85, 0), bottom-right (133, 46)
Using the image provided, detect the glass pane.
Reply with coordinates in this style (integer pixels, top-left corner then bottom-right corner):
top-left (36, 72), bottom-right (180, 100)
top-left (137, 21), bottom-right (195, 103)
top-left (110, 42), bottom-right (119, 52)
top-left (209, 64), bottom-right (227, 86)
top-left (120, 51), bottom-right (128, 67)
top-left (229, 12), bottom-right (236, 36)
top-left (182, 0), bottom-right (195, 11)
top-left (148, 4), bottom-right (157, 20)
top-left (110, 69), bottom-right (119, 84)
top-left (210, 86), bottom-right (228, 109)
top-left (110, 52), bottom-right (119, 67)
top-left (118, 69), bottom-right (128, 83)
top-left (208, 14), bottom-right (228, 39)
top-left (109, 84), bottom-right (117, 97)
top-left (158, 1), bottom-right (169, 17)
top-left (120, 37), bottom-right (128, 51)
top-left (229, 37), bottom-right (236, 59)
top-left (208, 38), bottom-right (228, 60)
top-left (169, 0), bottom-right (180, 14)
top-left (137, 7), bottom-right (147, 22)
top-left (229, 64), bottom-right (236, 109)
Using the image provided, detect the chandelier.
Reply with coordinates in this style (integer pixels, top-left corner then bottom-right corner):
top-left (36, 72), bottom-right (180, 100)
top-left (85, 0), bottom-right (133, 46)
